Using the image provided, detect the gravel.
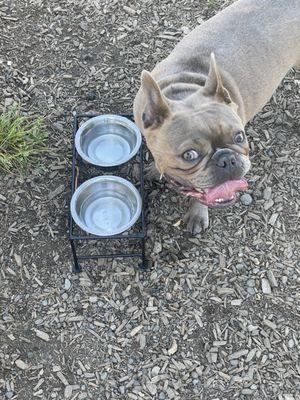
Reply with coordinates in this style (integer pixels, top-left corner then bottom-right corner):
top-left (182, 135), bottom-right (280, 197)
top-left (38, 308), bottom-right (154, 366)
top-left (263, 187), bottom-right (272, 200)
top-left (261, 278), bottom-right (272, 294)
top-left (0, 0), bottom-right (300, 399)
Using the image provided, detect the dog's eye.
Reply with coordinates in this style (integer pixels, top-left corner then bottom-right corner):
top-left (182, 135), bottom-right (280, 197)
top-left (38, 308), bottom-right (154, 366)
top-left (182, 149), bottom-right (200, 161)
top-left (234, 131), bottom-right (245, 144)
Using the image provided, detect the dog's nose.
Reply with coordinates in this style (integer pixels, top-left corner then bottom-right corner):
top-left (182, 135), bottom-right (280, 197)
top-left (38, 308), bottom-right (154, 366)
top-left (213, 149), bottom-right (237, 169)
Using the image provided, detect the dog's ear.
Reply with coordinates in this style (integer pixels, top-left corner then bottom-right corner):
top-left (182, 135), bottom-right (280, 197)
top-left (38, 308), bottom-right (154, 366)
top-left (141, 70), bottom-right (170, 129)
top-left (203, 53), bottom-right (233, 104)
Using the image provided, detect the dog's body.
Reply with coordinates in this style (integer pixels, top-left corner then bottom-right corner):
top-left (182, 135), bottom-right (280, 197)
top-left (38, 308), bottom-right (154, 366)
top-left (134, 0), bottom-right (300, 234)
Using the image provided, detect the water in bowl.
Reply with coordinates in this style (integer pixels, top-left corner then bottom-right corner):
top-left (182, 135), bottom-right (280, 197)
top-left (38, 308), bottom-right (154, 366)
top-left (86, 133), bottom-right (131, 166)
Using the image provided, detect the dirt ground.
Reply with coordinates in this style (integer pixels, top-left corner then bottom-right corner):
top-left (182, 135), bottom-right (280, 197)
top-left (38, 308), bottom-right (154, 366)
top-left (0, 0), bottom-right (300, 399)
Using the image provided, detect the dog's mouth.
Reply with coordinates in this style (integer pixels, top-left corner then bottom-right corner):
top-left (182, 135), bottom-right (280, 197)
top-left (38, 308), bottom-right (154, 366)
top-left (171, 179), bottom-right (248, 208)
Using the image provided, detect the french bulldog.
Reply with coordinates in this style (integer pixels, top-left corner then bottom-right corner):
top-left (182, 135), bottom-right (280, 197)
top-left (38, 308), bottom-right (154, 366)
top-left (133, 0), bottom-right (300, 234)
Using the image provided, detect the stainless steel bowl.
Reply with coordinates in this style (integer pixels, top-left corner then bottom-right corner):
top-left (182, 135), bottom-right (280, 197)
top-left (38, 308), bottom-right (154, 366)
top-left (70, 176), bottom-right (142, 236)
top-left (75, 115), bottom-right (142, 167)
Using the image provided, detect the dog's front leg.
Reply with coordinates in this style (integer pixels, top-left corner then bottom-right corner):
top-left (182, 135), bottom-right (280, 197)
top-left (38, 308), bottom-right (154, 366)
top-left (183, 199), bottom-right (209, 235)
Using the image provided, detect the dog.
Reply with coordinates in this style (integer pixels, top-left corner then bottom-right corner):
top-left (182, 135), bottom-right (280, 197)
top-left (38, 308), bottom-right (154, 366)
top-left (133, 0), bottom-right (300, 235)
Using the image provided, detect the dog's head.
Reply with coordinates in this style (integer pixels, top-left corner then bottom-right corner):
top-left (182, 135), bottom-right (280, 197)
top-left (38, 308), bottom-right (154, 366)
top-left (139, 54), bottom-right (251, 207)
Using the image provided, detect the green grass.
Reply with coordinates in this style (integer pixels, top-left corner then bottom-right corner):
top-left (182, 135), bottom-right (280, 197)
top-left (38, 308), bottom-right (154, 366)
top-left (207, 0), bottom-right (217, 9)
top-left (0, 107), bottom-right (47, 173)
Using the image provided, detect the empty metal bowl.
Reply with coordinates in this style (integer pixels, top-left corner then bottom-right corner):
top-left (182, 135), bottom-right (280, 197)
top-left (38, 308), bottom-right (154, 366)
top-left (70, 176), bottom-right (142, 236)
top-left (75, 115), bottom-right (142, 167)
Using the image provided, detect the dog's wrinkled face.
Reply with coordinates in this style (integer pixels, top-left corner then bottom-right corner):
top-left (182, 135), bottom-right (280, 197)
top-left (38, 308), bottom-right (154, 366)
top-left (139, 54), bottom-right (251, 208)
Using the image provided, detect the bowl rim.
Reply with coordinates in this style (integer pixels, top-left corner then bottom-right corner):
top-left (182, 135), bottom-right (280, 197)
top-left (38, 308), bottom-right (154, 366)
top-left (70, 175), bottom-right (142, 236)
top-left (75, 114), bottom-right (142, 167)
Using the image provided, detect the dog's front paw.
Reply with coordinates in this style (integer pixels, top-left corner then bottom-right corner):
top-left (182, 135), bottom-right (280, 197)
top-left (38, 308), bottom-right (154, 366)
top-left (183, 200), bottom-right (209, 235)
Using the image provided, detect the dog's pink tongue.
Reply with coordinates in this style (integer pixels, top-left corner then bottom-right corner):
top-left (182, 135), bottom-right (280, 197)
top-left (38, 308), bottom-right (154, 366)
top-left (204, 179), bottom-right (248, 202)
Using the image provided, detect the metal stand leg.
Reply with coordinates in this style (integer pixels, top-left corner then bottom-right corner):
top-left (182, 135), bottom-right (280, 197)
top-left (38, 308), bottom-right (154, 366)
top-left (70, 239), bottom-right (82, 273)
top-left (139, 237), bottom-right (148, 270)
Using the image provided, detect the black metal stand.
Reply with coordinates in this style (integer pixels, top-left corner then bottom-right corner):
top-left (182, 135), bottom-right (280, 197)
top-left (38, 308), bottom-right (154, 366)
top-left (68, 112), bottom-right (147, 273)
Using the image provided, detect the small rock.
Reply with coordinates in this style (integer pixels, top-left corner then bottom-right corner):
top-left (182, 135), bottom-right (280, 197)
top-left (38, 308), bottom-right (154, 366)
top-left (247, 279), bottom-right (256, 287)
top-left (263, 187), bottom-right (272, 200)
top-left (57, 371), bottom-right (69, 385)
top-left (231, 299), bottom-right (243, 306)
top-left (153, 242), bottom-right (162, 254)
top-left (119, 386), bottom-right (125, 395)
top-left (35, 329), bottom-right (50, 341)
top-left (158, 392), bottom-right (166, 400)
top-left (264, 199), bottom-right (274, 210)
top-left (130, 325), bottom-right (143, 337)
top-left (64, 386), bottom-right (73, 399)
top-left (146, 382), bottom-right (157, 396)
top-left (245, 348), bottom-right (257, 362)
top-left (282, 276), bottom-right (288, 285)
top-left (261, 278), bottom-right (272, 294)
top-left (228, 349), bottom-right (249, 360)
top-left (15, 359), bottom-right (29, 370)
top-left (5, 97), bottom-right (14, 106)
top-left (167, 339), bottom-right (178, 355)
top-left (53, 122), bottom-right (64, 133)
top-left (268, 213), bottom-right (278, 226)
top-left (79, 22), bottom-right (88, 31)
top-left (101, 372), bottom-right (108, 380)
top-left (240, 193), bottom-right (253, 205)
top-left (267, 270), bottom-right (278, 287)
top-left (288, 339), bottom-right (294, 349)
top-left (123, 5), bottom-right (136, 15)
top-left (151, 366), bottom-right (160, 377)
top-left (64, 279), bottom-right (71, 290)
top-left (247, 287), bottom-right (256, 295)
top-left (241, 389), bottom-right (254, 395)
top-left (263, 319), bottom-right (276, 330)
top-left (236, 263), bottom-right (247, 271)
top-left (5, 391), bottom-right (14, 399)
top-left (13, 254), bottom-right (22, 267)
